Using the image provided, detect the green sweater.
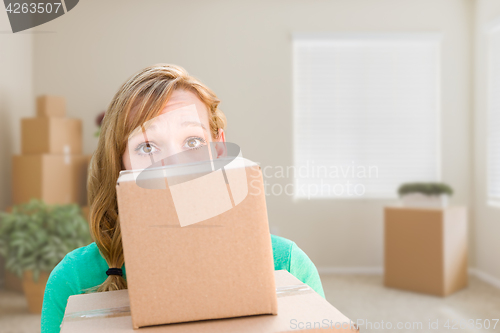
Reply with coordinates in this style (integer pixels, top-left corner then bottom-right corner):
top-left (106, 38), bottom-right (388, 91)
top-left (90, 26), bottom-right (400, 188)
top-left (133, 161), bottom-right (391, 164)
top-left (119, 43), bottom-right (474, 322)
top-left (40, 234), bottom-right (325, 332)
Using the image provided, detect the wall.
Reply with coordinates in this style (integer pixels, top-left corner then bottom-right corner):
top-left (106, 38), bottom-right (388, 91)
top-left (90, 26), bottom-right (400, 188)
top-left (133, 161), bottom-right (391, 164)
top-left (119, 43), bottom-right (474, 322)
top-left (473, 0), bottom-right (500, 284)
top-left (0, 5), bottom-right (34, 209)
top-left (31, 0), bottom-right (474, 270)
top-left (0, 8), bottom-right (34, 283)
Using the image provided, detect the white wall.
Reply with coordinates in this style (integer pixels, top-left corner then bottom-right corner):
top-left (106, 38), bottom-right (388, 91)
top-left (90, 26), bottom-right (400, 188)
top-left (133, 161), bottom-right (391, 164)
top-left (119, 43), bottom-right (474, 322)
top-left (30, 0), bottom-right (473, 269)
top-left (473, 0), bottom-right (500, 283)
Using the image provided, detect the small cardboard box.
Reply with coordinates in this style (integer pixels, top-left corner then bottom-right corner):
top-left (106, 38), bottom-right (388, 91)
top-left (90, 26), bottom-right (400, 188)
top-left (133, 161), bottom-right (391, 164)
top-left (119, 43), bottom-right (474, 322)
top-left (384, 206), bottom-right (468, 296)
top-left (21, 117), bottom-right (82, 154)
top-left (12, 154), bottom-right (89, 206)
top-left (116, 158), bottom-right (278, 328)
top-left (60, 270), bottom-right (358, 332)
top-left (36, 95), bottom-right (65, 117)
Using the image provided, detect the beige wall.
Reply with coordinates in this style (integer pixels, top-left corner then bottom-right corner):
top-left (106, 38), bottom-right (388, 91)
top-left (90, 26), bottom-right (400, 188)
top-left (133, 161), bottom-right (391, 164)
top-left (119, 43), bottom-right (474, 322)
top-left (0, 10), bottom-right (34, 210)
top-left (0, 8), bottom-right (34, 284)
top-left (474, 0), bottom-right (500, 282)
top-left (29, 0), bottom-right (473, 269)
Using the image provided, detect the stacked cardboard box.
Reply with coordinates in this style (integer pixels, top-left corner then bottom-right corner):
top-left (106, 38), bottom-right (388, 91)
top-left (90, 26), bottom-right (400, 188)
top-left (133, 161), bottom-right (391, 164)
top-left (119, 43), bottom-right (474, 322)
top-left (60, 151), bottom-right (358, 331)
top-left (12, 95), bottom-right (89, 206)
top-left (6, 95), bottom-right (90, 292)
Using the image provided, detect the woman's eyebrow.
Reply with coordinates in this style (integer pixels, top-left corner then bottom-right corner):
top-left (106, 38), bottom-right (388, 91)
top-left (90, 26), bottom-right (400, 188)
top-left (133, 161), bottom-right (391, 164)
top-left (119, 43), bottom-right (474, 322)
top-left (128, 119), bottom-right (207, 140)
top-left (180, 121), bottom-right (208, 131)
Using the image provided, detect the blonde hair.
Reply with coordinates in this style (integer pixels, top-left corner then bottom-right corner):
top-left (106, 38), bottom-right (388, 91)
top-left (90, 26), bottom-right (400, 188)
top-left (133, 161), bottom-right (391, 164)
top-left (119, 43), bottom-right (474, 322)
top-left (87, 64), bottom-right (227, 292)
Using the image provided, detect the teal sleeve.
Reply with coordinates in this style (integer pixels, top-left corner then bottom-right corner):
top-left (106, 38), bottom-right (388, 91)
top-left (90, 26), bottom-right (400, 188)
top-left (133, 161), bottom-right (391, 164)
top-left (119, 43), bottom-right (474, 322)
top-left (289, 242), bottom-right (326, 299)
top-left (41, 256), bottom-right (76, 333)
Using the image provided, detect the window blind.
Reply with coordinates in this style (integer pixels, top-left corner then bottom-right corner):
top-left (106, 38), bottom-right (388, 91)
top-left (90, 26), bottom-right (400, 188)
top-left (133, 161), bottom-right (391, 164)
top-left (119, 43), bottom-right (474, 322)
top-left (293, 34), bottom-right (441, 199)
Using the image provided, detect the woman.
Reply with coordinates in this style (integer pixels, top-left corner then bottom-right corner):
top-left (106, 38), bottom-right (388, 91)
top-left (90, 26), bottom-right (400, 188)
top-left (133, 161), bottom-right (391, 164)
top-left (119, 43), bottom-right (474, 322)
top-left (41, 64), bottom-right (325, 333)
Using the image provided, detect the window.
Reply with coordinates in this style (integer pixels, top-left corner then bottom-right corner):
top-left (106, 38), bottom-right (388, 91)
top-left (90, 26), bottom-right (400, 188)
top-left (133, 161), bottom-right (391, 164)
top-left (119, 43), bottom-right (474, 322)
top-left (293, 34), bottom-right (441, 199)
top-left (487, 24), bottom-right (500, 206)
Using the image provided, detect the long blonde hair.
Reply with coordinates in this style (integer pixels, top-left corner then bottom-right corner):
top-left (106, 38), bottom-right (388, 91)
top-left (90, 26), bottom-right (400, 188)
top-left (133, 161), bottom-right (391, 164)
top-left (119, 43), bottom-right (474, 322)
top-left (87, 64), bottom-right (227, 292)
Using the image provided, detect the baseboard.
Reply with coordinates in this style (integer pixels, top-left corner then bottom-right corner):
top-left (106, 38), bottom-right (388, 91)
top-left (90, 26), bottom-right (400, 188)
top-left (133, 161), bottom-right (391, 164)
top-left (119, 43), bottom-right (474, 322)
top-left (318, 266), bottom-right (500, 289)
top-left (469, 268), bottom-right (500, 289)
top-left (317, 266), bottom-right (383, 275)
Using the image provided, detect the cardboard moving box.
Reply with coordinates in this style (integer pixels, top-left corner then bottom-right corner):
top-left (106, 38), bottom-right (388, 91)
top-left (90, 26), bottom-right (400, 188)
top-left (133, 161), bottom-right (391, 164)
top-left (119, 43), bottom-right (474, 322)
top-left (384, 206), bottom-right (468, 296)
top-left (13, 154), bottom-right (89, 205)
top-left (36, 95), bottom-right (65, 117)
top-left (21, 117), bottom-right (82, 155)
top-left (116, 158), bottom-right (278, 328)
top-left (61, 270), bottom-right (358, 332)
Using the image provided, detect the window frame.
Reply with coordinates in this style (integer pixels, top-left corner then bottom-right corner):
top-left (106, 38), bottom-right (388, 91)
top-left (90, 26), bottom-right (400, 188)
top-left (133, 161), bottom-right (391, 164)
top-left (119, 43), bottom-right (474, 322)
top-left (485, 20), bottom-right (500, 208)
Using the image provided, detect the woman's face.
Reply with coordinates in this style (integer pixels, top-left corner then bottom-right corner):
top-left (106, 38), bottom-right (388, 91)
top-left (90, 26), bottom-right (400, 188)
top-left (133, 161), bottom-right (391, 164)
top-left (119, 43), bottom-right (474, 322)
top-left (122, 89), bottom-right (225, 171)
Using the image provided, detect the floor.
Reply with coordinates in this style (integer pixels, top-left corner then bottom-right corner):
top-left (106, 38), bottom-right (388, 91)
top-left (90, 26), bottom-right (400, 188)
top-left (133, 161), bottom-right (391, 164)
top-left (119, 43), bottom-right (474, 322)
top-left (0, 289), bottom-right (40, 333)
top-left (322, 274), bottom-right (500, 333)
top-left (0, 274), bottom-right (499, 333)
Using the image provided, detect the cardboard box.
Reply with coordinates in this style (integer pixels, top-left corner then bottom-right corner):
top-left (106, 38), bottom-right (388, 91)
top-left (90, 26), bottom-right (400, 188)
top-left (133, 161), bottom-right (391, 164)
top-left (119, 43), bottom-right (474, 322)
top-left (21, 117), bottom-right (82, 154)
top-left (384, 206), bottom-right (468, 296)
top-left (36, 95), bottom-right (65, 117)
top-left (116, 158), bottom-right (277, 328)
top-left (61, 270), bottom-right (358, 332)
top-left (12, 154), bottom-right (89, 206)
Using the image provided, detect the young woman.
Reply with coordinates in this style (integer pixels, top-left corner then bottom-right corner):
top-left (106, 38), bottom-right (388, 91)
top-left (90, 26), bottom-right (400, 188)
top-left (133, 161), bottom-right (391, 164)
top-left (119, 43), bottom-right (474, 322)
top-left (40, 64), bottom-right (325, 333)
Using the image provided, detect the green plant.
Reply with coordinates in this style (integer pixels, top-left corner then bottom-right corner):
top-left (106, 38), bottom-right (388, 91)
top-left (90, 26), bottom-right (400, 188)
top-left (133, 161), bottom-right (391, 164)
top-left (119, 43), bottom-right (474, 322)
top-left (398, 182), bottom-right (453, 197)
top-left (95, 111), bottom-right (105, 137)
top-left (0, 200), bottom-right (92, 282)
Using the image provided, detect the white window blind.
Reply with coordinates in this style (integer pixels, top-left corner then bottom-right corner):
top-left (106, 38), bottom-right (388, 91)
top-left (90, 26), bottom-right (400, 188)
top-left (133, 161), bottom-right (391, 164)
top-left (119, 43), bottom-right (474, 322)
top-left (487, 26), bottom-right (500, 205)
top-left (293, 34), bottom-right (441, 199)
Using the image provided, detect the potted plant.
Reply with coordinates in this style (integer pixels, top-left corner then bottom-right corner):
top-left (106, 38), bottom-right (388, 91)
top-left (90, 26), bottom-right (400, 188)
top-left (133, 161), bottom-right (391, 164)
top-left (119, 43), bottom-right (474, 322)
top-left (398, 182), bottom-right (453, 208)
top-left (95, 111), bottom-right (105, 137)
top-left (0, 200), bottom-right (91, 314)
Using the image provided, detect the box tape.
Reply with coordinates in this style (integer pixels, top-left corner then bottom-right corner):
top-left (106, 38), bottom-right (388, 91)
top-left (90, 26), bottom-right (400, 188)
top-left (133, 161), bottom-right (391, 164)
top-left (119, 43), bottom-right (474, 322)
top-left (62, 284), bottom-right (314, 322)
top-left (275, 284), bottom-right (314, 298)
top-left (63, 305), bottom-right (131, 321)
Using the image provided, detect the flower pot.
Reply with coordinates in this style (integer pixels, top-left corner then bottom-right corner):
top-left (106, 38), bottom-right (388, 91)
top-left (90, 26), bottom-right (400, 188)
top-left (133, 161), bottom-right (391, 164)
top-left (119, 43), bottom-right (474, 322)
top-left (22, 270), bottom-right (50, 314)
top-left (5, 269), bottom-right (24, 293)
top-left (401, 193), bottom-right (449, 208)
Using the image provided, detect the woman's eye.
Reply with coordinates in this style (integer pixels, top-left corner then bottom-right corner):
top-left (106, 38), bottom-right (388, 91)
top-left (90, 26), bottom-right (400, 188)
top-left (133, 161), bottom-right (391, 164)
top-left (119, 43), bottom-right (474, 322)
top-left (136, 142), bottom-right (159, 155)
top-left (184, 137), bottom-right (206, 150)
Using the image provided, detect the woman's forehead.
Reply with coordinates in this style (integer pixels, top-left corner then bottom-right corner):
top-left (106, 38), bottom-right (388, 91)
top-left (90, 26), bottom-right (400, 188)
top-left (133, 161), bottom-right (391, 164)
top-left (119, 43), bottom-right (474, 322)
top-left (128, 103), bottom-right (209, 140)
top-left (161, 89), bottom-right (209, 122)
top-left (126, 89), bottom-right (210, 138)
